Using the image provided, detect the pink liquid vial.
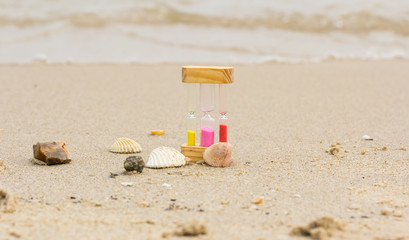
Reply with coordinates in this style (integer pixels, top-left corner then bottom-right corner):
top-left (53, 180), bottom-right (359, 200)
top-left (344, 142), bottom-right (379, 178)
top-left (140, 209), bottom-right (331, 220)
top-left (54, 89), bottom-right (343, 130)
top-left (201, 126), bottom-right (214, 147)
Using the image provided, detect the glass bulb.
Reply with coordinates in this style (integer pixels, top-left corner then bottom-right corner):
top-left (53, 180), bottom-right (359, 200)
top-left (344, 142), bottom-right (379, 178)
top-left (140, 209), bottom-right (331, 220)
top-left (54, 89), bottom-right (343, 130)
top-left (200, 112), bottom-right (215, 147)
top-left (200, 84), bottom-right (215, 112)
top-left (186, 84), bottom-right (198, 146)
top-left (219, 84), bottom-right (228, 142)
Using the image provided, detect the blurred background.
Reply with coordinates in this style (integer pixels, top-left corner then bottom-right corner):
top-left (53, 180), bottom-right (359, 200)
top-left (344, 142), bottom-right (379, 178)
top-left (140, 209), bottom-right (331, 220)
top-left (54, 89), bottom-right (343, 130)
top-left (0, 0), bottom-right (408, 64)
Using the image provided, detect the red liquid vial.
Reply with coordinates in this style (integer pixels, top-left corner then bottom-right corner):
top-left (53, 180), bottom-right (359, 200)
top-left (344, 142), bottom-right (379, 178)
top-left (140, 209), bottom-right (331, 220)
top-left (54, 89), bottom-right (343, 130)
top-left (219, 124), bottom-right (227, 142)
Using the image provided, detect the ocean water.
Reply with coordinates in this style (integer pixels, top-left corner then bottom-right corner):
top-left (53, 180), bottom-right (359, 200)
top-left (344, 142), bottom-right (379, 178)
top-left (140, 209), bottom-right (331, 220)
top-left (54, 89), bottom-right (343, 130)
top-left (0, 0), bottom-right (409, 63)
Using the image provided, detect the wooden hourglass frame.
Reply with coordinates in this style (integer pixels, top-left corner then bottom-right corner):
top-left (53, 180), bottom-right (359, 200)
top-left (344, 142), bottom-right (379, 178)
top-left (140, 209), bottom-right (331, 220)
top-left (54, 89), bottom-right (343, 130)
top-left (180, 66), bottom-right (234, 161)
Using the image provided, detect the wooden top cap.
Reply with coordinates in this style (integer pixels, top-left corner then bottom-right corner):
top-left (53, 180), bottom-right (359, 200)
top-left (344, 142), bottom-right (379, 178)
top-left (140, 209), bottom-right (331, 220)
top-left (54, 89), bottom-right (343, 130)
top-left (182, 66), bottom-right (234, 84)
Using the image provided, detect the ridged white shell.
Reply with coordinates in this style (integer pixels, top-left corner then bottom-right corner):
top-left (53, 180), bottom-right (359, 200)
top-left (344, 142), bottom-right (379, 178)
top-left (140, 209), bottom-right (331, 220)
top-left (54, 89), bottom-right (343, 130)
top-left (110, 137), bottom-right (142, 153)
top-left (146, 147), bottom-right (186, 168)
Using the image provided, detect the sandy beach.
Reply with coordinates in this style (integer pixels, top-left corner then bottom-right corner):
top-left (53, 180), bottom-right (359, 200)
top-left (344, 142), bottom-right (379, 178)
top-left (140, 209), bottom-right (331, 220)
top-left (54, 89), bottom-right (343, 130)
top-left (1, 61), bottom-right (409, 239)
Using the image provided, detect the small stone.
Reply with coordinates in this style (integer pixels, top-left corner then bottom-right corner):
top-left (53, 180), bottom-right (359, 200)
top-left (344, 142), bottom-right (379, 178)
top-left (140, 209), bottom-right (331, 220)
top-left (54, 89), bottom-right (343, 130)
top-left (174, 220), bottom-right (208, 236)
top-left (124, 155), bottom-right (145, 173)
top-left (162, 232), bottom-right (171, 238)
top-left (33, 141), bottom-right (71, 165)
top-left (121, 182), bottom-right (135, 187)
top-left (136, 201), bottom-right (149, 207)
top-left (393, 210), bottom-right (403, 218)
top-left (399, 147), bottom-right (407, 151)
top-left (361, 135), bottom-right (373, 141)
top-left (109, 172), bottom-right (119, 178)
top-left (329, 147), bottom-right (340, 155)
top-left (381, 146), bottom-right (387, 151)
top-left (348, 203), bottom-right (361, 210)
top-left (9, 231), bottom-right (21, 238)
top-left (252, 196), bottom-right (264, 204)
top-left (290, 217), bottom-right (343, 240)
top-left (0, 159), bottom-right (6, 171)
top-left (381, 208), bottom-right (393, 216)
top-left (0, 189), bottom-right (16, 213)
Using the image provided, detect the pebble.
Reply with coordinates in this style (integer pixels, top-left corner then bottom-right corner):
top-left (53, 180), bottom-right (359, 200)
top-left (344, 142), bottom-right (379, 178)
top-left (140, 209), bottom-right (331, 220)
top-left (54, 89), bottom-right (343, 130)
top-left (381, 208), bottom-right (393, 216)
top-left (121, 182), bottom-right (135, 187)
top-left (174, 220), bottom-right (208, 237)
top-left (0, 190), bottom-right (16, 213)
top-left (393, 210), bottom-right (403, 218)
top-left (252, 196), bottom-right (264, 204)
top-left (348, 203), bottom-right (361, 210)
top-left (124, 156), bottom-right (145, 173)
top-left (329, 147), bottom-right (340, 155)
top-left (361, 135), bottom-right (373, 141)
top-left (109, 172), bottom-right (119, 178)
top-left (33, 141), bottom-right (72, 165)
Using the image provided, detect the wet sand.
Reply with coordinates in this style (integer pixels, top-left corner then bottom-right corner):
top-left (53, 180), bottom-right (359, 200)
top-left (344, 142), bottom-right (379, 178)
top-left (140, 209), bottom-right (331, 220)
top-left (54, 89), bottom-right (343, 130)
top-left (1, 61), bottom-right (409, 239)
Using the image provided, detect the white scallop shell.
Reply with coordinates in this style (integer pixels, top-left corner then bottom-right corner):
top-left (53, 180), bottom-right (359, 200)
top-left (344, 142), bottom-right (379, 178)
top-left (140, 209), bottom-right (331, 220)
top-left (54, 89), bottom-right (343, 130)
top-left (110, 137), bottom-right (142, 153)
top-left (146, 147), bottom-right (186, 168)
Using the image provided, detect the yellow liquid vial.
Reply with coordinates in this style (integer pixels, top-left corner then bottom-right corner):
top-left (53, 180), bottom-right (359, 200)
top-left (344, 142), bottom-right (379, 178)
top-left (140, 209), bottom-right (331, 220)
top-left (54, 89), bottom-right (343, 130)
top-left (187, 130), bottom-right (196, 146)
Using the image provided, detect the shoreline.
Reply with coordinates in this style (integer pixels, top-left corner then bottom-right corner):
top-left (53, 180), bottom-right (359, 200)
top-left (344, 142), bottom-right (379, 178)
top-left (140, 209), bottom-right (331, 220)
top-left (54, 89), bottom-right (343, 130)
top-left (1, 58), bottom-right (409, 66)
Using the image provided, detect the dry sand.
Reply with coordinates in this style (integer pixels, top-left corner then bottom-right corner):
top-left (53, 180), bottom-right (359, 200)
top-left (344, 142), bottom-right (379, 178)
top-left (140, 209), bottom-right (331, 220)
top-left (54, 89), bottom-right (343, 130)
top-left (0, 61), bottom-right (409, 239)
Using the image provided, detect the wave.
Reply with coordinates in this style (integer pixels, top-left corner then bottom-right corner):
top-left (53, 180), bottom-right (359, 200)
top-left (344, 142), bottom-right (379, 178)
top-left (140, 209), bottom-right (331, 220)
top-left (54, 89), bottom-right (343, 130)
top-left (1, 4), bottom-right (409, 35)
top-left (1, 0), bottom-right (408, 64)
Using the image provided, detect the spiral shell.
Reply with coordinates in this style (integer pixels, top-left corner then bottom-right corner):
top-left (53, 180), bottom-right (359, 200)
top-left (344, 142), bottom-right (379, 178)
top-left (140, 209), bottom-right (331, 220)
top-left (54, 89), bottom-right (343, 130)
top-left (203, 142), bottom-right (233, 167)
top-left (146, 147), bottom-right (186, 168)
top-left (110, 137), bottom-right (142, 153)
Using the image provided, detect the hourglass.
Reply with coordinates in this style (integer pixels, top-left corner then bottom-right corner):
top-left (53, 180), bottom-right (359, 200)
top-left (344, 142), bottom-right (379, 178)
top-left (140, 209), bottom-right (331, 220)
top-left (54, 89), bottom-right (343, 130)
top-left (181, 66), bottom-right (234, 161)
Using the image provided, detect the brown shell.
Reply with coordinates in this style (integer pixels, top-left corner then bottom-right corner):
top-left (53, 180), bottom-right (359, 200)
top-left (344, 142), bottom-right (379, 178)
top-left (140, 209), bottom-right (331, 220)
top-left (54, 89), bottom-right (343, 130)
top-left (203, 143), bottom-right (233, 167)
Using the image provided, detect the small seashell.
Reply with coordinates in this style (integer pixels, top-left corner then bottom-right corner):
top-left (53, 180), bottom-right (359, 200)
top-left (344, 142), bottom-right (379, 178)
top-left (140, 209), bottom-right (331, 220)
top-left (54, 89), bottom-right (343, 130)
top-left (348, 203), bottom-right (361, 210)
top-left (252, 196), bottom-right (264, 205)
top-left (110, 137), bottom-right (142, 153)
top-left (121, 182), bottom-right (135, 187)
top-left (150, 130), bottom-right (165, 135)
top-left (361, 135), bottom-right (373, 141)
top-left (146, 147), bottom-right (186, 168)
top-left (203, 143), bottom-right (233, 167)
